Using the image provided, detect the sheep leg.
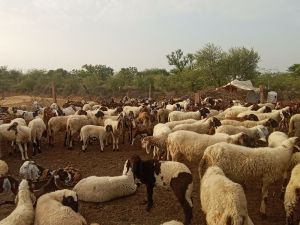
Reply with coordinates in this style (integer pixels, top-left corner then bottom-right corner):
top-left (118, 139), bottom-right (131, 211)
top-left (99, 138), bottom-right (104, 152)
top-left (24, 143), bottom-right (29, 159)
top-left (17, 143), bottom-right (25, 161)
top-left (260, 180), bottom-right (270, 218)
top-left (112, 135), bottom-right (116, 151)
top-left (82, 138), bottom-right (87, 151)
top-left (32, 141), bottom-right (37, 156)
top-left (146, 183), bottom-right (154, 211)
top-left (37, 139), bottom-right (41, 153)
top-left (116, 137), bottom-right (119, 151)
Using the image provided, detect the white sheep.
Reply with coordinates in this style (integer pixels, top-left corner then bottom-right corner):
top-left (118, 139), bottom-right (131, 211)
top-left (168, 108), bottom-right (210, 122)
top-left (48, 116), bottom-right (69, 147)
top-left (172, 117), bottom-right (221, 134)
top-left (166, 131), bottom-right (249, 161)
top-left (164, 119), bottom-right (197, 130)
top-left (62, 106), bottom-right (76, 116)
top-left (34, 189), bottom-right (87, 225)
top-left (268, 131), bottom-right (288, 148)
top-left (289, 114), bottom-right (300, 137)
top-left (161, 220), bottom-right (184, 225)
top-left (284, 164), bottom-right (300, 225)
top-left (0, 160), bottom-right (8, 177)
top-left (0, 179), bottom-right (35, 225)
top-left (28, 117), bottom-right (46, 155)
top-left (199, 137), bottom-right (299, 216)
top-left (141, 135), bottom-right (168, 159)
top-left (19, 161), bottom-right (47, 182)
top-left (123, 105), bottom-right (142, 117)
top-left (221, 118), bottom-right (278, 129)
top-left (79, 125), bottom-right (109, 152)
top-left (73, 159), bottom-right (137, 202)
top-left (104, 118), bottom-right (123, 151)
top-left (215, 124), bottom-right (269, 142)
top-left (200, 166), bottom-right (253, 225)
top-left (222, 105), bottom-right (256, 119)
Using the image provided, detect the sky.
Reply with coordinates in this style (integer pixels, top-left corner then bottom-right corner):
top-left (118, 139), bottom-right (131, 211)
top-left (0, 0), bottom-right (299, 72)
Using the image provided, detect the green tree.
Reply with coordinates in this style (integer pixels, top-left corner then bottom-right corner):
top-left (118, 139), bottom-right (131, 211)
top-left (79, 64), bottom-right (114, 80)
top-left (166, 49), bottom-right (195, 73)
top-left (288, 64), bottom-right (300, 78)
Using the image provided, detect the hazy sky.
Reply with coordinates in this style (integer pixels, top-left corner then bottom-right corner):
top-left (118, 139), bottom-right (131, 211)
top-left (0, 0), bottom-right (299, 72)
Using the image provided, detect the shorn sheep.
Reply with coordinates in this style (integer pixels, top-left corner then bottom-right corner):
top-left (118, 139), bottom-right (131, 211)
top-left (0, 179), bottom-right (35, 225)
top-left (79, 125), bottom-right (110, 152)
top-left (199, 137), bottom-right (299, 217)
top-left (28, 117), bottom-right (46, 155)
top-left (167, 131), bottom-right (250, 162)
top-left (48, 116), bottom-right (69, 147)
top-left (129, 155), bottom-right (193, 225)
top-left (34, 189), bottom-right (94, 225)
top-left (284, 164), bottom-right (300, 225)
top-left (200, 166), bottom-right (254, 225)
top-left (73, 159), bottom-right (137, 202)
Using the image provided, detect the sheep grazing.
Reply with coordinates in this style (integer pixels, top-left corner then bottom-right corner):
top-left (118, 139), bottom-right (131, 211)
top-left (0, 160), bottom-right (8, 177)
top-left (215, 124), bottom-right (269, 143)
top-left (34, 189), bottom-right (87, 225)
top-left (80, 125), bottom-right (110, 152)
top-left (172, 117), bottom-right (221, 134)
top-left (200, 166), bottom-right (253, 225)
top-left (168, 108), bottom-right (210, 122)
top-left (48, 116), bottom-right (69, 147)
top-left (73, 160), bottom-right (137, 202)
top-left (0, 179), bottom-right (35, 225)
top-left (289, 114), bottom-right (300, 137)
top-left (284, 164), bottom-right (300, 225)
top-left (129, 155), bottom-right (193, 225)
top-left (6, 122), bottom-right (31, 160)
top-left (167, 131), bottom-right (250, 162)
top-left (28, 117), bottom-right (46, 155)
top-left (199, 137), bottom-right (299, 217)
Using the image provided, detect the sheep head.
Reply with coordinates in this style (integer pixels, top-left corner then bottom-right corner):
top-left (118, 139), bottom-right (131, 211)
top-left (105, 125), bottom-right (113, 133)
top-left (265, 118), bottom-right (278, 128)
top-left (62, 191), bottom-right (78, 212)
top-left (244, 114), bottom-right (259, 121)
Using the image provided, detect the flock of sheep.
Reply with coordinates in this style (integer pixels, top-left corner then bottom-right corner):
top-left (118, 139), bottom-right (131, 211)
top-left (1, 96), bottom-right (300, 225)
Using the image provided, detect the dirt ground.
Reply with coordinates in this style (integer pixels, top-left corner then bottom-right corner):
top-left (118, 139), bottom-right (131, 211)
top-left (0, 134), bottom-right (298, 225)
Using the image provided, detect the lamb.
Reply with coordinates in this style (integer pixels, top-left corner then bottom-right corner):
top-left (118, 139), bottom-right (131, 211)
top-left (73, 159), bottom-right (137, 202)
top-left (20, 161), bottom-right (51, 182)
top-left (48, 116), bottom-right (69, 147)
top-left (288, 114), bottom-right (300, 137)
top-left (221, 117), bottom-right (278, 129)
top-left (0, 160), bottom-right (8, 177)
top-left (168, 108), bottom-right (210, 122)
top-left (284, 164), bottom-right (300, 225)
top-left (79, 125), bottom-right (110, 152)
top-left (0, 179), bottom-right (35, 225)
top-left (65, 111), bottom-right (104, 148)
top-left (199, 137), bottom-right (299, 216)
top-left (28, 118), bottom-right (46, 155)
top-left (104, 118), bottom-right (123, 151)
top-left (200, 166), bottom-right (253, 225)
top-left (167, 131), bottom-right (250, 161)
top-left (129, 155), bottom-right (193, 225)
top-left (215, 124), bottom-right (269, 143)
top-left (172, 117), bottom-right (221, 134)
top-left (157, 108), bottom-right (171, 123)
top-left (34, 189), bottom-right (87, 225)
top-left (4, 122), bottom-right (31, 160)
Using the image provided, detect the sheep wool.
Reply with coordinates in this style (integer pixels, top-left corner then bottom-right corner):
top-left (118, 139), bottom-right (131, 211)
top-left (200, 166), bottom-right (253, 225)
top-left (161, 220), bottom-right (184, 225)
top-left (0, 160), bottom-right (8, 177)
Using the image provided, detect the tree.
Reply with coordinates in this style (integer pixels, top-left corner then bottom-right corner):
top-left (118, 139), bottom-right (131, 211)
top-left (288, 64), bottom-right (300, 78)
top-left (194, 43), bottom-right (228, 86)
top-left (225, 47), bottom-right (260, 80)
top-left (80, 64), bottom-right (114, 80)
top-left (166, 49), bottom-right (195, 73)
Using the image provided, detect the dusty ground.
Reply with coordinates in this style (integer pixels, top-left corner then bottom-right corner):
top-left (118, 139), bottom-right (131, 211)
top-left (0, 134), bottom-right (298, 225)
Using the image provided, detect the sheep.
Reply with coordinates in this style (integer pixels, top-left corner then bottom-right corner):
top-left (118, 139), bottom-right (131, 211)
top-left (172, 117), bottom-right (221, 134)
top-left (258, 102), bottom-right (275, 109)
top-left (79, 125), bottom-right (110, 152)
top-left (129, 155), bottom-right (193, 225)
top-left (290, 152), bottom-right (300, 171)
top-left (164, 119), bottom-right (197, 130)
top-left (123, 105), bottom-right (142, 117)
top-left (284, 164), bottom-right (300, 225)
top-left (289, 114), bottom-right (300, 137)
top-left (167, 131), bottom-right (250, 162)
top-left (200, 166), bottom-right (253, 225)
top-left (104, 118), bottom-right (123, 151)
top-left (14, 109), bottom-right (40, 121)
top-left (161, 221), bottom-right (184, 225)
top-left (0, 179), bottom-right (35, 225)
top-left (19, 161), bottom-right (51, 182)
top-left (0, 176), bottom-right (19, 204)
top-left (268, 131), bottom-right (289, 148)
top-left (33, 174), bottom-right (63, 200)
top-left (65, 111), bottom-right (104, 148)
top-left (157, 108), bottom-right (170, 123)
top-left (221, 105), bottom-right (257, 119)
top-left (221, 117), bottom-right (278, 129)
top-left (28, 117), bottom-right (46, 155)
top-left (168, 108), bottom-right (210, 122)
top-left (73, 159), bottom-right (137, 202)
top-left (141, 135), bottom-right (168, 159)
top-left (34, 189), bottom-right (87, 225)
top-left (0, 160), bottom-right (8, 177)
top-left (215, 124), bottom-right (269, 143)
top-left (62, 106), bottom-right (76, 116)
top-left (166, 103), bottom-right (181, 111)
top-left (199, 137), bottom-right (299, 216)
top-left (48, 116), bottom-right (69, 147)
top-left (6, 122), bottom-right (31, 160)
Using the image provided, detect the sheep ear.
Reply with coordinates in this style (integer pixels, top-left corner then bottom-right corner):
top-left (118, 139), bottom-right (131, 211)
top-left (7, 122), bottom-right (18, 132)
